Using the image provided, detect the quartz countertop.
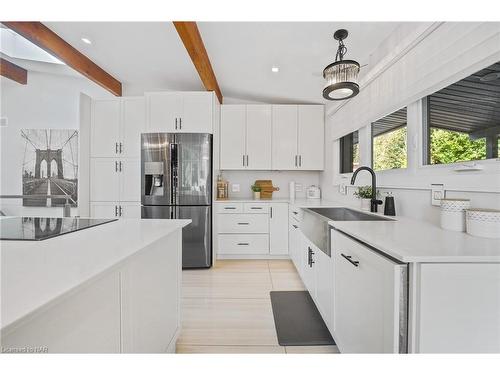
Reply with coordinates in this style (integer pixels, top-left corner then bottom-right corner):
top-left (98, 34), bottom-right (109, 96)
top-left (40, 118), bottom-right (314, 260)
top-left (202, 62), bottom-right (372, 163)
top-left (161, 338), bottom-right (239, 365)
top-left (0, 218), bottom-right (191, 330)
top-left (215, 197), bottom-right (339, 207)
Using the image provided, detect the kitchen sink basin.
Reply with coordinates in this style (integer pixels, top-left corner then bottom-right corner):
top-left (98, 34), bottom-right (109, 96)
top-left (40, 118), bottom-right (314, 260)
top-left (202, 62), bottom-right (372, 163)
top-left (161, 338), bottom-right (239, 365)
top-left (306, 207), bottom-right (392, 222)
top-left (300, 207), bottom-right (393, 257)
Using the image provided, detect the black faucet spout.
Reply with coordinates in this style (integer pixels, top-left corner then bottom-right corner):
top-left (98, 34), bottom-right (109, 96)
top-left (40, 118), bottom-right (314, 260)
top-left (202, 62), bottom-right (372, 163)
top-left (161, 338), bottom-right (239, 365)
top-left (350, 166), bottom-right (382, 213)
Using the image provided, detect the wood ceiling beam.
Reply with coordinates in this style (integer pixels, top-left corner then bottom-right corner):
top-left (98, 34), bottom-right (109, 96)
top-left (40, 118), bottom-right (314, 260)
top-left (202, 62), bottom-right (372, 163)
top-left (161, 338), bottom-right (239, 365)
top-left (173, 21), bottom-right (223, 104)
top-left (0, 57), bottom-right (27, 84)
top-left (2, 22), bottom-right (122, 96)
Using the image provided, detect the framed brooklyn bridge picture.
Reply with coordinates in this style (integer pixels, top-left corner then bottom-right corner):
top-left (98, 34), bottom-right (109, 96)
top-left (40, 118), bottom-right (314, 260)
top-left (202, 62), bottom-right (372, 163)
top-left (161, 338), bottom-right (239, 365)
top-left (21, 129), bottom-right (78, 207)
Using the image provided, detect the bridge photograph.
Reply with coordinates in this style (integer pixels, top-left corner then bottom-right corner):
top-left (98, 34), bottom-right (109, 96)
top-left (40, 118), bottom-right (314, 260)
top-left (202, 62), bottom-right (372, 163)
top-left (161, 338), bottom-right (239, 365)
top-left (21, 129), bottom-right (78, 207)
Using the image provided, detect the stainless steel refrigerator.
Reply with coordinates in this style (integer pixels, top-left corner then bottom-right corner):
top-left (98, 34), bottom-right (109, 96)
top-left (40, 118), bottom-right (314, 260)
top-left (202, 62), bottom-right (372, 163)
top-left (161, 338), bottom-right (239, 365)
top-left (141, 133), bottom-right (212, 268)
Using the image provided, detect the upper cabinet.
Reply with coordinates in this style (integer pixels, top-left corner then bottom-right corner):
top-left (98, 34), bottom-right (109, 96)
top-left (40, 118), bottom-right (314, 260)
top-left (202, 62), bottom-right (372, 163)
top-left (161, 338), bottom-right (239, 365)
top-left (91, 97), bottom-right (145, 159)
top-left (146, 91), bottom-right (213, 133)
top-left (220, 105), bottom-right (272, 170)
top-left (220, 104), bottom-right (324, 171)
top-left (272, 105), bottom-right (324, 170)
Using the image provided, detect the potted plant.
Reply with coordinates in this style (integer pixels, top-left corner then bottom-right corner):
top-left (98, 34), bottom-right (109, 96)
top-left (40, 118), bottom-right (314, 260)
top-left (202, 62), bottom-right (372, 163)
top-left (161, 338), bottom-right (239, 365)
top-left (353, 185), bottom-right (377, 211)
top-left (251, 185), bottom-right (261, 200)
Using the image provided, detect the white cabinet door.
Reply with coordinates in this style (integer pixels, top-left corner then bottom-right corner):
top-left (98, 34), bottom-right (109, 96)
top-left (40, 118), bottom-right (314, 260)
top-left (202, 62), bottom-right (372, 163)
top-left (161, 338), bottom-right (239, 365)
top-left (91, 159), bottom-right (120, 202)
top-left (272, 105), bottom-right (298, 169)
top-left (246, 105), bottom-right (272, 169)
top-left (182, 92), bottom-right (213, 133)
top-left (91, 202), bottom-right (119, 218)
top-left (297, 105), bottom-right (324, 170)
top-left (91, 100), bottom-right (121, 157)
top-left (121, 230), bottom-right (181, 352)
top-left (121, 97), bottom-right (145, 158)
top-left (119, 203), bottom-right (142, 218)
top-left (119, 160), bottom-right (141, 202)
top-left (146, 92), bottom-right (182, 132)
top-left (220, 105), bottom-right (246, 169)
top-left (270, 203), bottom-right (288, 255)
top-left (301, 233), bottom-right (316, 296)
top-left (315, 249), bottom-right (334, 331)
top-left (332, 230), bottom-right (404, 353)
top-left (289, 221), bottom-right (301, 270)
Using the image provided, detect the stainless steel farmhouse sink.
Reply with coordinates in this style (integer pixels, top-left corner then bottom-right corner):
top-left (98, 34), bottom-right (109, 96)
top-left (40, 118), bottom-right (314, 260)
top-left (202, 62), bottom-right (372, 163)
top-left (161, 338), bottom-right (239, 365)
top-left (300, 207), bottom-right (393, 256)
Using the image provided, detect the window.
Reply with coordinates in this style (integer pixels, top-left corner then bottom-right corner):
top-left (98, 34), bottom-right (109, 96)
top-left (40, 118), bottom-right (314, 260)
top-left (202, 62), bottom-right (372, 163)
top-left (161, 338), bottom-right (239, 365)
top-left (425, 61), bottom-right (500, 165)
top-left (339, 131), bottom-right (360, 173)
top-left (372, 107), bottom-right (407, 171)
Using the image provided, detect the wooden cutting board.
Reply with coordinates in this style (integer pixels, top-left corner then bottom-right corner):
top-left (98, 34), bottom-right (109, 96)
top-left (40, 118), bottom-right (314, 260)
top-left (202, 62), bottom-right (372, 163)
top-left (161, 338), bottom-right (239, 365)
top-left (254, 180), bottom-right (279, 199)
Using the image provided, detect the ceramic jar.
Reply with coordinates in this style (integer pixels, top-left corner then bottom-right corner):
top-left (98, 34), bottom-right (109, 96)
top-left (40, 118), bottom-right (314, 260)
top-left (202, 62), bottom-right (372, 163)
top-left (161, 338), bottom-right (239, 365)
top-left (440, 199), bottom-right (470, 232)
top-left (466, 209), bottom-right (500, 238)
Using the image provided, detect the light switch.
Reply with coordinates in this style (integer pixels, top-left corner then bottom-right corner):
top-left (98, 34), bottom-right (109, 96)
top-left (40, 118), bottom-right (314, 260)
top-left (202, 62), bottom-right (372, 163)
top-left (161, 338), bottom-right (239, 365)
top-left (231, 184), bottom-right (240, 193)
top-left (431, 183), bottom-right (444, 206)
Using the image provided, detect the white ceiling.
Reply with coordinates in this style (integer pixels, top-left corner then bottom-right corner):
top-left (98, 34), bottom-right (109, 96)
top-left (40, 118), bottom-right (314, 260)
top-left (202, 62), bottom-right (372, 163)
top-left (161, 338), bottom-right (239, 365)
top-left (32, 22), bottom-right (400, 103)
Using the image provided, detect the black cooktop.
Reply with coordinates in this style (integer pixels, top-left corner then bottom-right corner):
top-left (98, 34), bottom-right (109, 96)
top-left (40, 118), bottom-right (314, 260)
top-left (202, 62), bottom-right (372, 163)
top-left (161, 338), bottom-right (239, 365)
top-left (0, 217), bottom-right (117, 241)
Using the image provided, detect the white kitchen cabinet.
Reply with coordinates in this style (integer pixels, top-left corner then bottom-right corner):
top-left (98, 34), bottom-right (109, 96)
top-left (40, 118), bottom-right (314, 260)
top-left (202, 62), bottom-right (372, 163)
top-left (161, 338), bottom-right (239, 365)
top-left (91, 100), bottom-right (121, 157)
top-left (220, 105), bottom-right (272, 170)
top-left (218, 234), bottom-right (269, 255)
top-left (301, 235), bottom-right (317, 298)
top-left (91, 98), bottom-right (145, 158)
top-left (272, 105), bottom-right (298, 169)
top-left (297, 105), bottom-right (324, 170)
top-left (220, 105), bottom-right (246, 169)
top-left (289, 220), bottom-right (301, 270)
top-left (91, 202), bottom-right (141, 219)
top-left (90, 159), bottom-right (141, 203)
top-left (245, 105), bottom-right (272, 169)
top-left (269, 203), bottom-right (288, 255)
top-left (146, 91), bottom-right (213, 133)
top-left (271, 105), bottom-right (324, 170)
top-left (121, 230), bottom-right (181, 352)
top-left (332, 229), bottom-right (406, 353)
top-left (218, 213), bottom-right (269, 234)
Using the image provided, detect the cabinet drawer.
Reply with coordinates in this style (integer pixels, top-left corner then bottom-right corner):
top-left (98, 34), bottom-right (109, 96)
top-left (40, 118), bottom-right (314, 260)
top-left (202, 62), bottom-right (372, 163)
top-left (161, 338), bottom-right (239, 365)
top-left (218, 234), bottom-right (269, 254)
top-left (218, 214), bottom-right (269, 233)
top-left (289, 207), bottom-right (303, 222)
top-left (243, 203), bottom-right (269, 214)
top-left (216, 202), bottom-right (243, 213)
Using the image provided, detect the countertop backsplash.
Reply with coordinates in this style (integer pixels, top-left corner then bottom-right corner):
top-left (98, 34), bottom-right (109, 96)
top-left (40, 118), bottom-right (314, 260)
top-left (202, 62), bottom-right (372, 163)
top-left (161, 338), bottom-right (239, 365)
top-left (219, 170), bottom-right (320, 199)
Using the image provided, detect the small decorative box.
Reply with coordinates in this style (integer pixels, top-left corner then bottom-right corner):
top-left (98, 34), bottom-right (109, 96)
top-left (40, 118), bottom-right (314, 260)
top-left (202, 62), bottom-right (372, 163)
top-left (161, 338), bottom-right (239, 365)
top-left (440, 199), bottom-right (470, 232)
top-left (466, 209), bottom-right (500, 239)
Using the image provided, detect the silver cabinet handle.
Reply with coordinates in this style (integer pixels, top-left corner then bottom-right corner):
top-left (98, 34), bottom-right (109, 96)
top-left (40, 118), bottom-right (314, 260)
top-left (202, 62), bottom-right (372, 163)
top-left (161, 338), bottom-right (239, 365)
top-left (224, 207), bottom-right (236, 210)
top-left (341, 253), bottom-right (359, 267)
top-left (299, 155), bottom-right (302, 167)
top-left (119, 161), bottom-right (122, 172)
top-left (295, 155), bottom-right (298, 167)
top-left (293, 211), bottom-right (298, 215)
top-left (250, 207), bottom-right (263, 209)
top-left (115, 205), bottom-right (118, 217)
top-left (242, 155), bottom-right (245, 167)
top-left (292, 224), bottom-right (298, 229)
top-left (246, 155), bottom-right (249, 167)
top-left (237, 222), bottom-right (250, 225)
top-left (270, 206), bottom-right (273, 218)
top-left (119, 142), bottom-right (123, 154)
top-left (115, 161), bottom-right (118, 172)
top-left (179, 117), bottom-right (182, 130)
top-left (119, 205), bottom-right (123, 217)
top-left (115, 142), bottom-right (119, 154)
top-left (237, 243), bottom-right (249, 246)
top-left (175, 118), bottom-right (178, 130)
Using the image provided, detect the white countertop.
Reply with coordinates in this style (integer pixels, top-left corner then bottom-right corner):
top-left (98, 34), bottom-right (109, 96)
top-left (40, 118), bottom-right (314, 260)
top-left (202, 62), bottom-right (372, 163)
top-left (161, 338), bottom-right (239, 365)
top-left (329, 215), bottom-right (500, 263)
top-left (0, 218), bottom-right (190, 330)
top-left (215, 197), bottom-right (338, 207)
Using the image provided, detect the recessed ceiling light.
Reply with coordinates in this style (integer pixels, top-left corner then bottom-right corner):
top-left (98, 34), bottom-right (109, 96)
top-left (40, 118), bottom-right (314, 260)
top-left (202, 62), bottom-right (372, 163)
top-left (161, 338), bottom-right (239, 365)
top-left (81, 37), bottom-right (92, 45)
top-left (271, 66), bottom-right (279, 73)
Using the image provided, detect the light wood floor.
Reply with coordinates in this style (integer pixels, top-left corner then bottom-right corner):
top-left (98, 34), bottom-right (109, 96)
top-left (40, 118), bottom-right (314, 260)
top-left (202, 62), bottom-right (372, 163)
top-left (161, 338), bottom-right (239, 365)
top-left (176, 259), bottom-right (339, 354)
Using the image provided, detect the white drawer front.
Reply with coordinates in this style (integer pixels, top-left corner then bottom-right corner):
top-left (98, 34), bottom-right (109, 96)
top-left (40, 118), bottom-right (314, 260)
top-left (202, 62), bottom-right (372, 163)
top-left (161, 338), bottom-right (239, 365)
top-left (289, 207), bottom-right (303, 222)
top-left (216, 202), bottom-right (243, 213)
top-left (218, 214), bottom-right (269, 233)
top-left (243, 203), bottom-right (270, 214)
top-left (218, 234), bottom-right (269, 254)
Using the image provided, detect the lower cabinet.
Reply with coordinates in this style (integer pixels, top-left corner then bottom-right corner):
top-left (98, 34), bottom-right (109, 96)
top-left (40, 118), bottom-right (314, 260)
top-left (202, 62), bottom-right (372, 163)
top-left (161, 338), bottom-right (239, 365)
top-left (91, 202), bottom-right (141, 218)
top-left (331, 229), bottom-right (406, 353)
top-left (315, 248), bottom-right (334, 332)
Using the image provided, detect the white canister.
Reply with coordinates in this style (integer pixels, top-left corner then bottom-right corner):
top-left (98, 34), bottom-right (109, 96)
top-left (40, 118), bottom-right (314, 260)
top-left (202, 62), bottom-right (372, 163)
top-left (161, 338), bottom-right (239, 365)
top-left (466, 209), bottom-right (500, 238)
top-left (440, 199), bottom-right (470, 232)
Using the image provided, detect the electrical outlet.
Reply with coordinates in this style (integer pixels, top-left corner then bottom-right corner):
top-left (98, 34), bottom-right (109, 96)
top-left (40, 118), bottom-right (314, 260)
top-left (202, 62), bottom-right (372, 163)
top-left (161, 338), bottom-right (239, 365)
top-left (338, 183), bottom-right (347, 195)
top-left (0, 117), bottom-right (7, 127)
top-left (431, 184), bottom-right (444, 206)
top-left (295, 183), bottom-right (303, 192)
top-left (231, 184), bottom-right (240, 193)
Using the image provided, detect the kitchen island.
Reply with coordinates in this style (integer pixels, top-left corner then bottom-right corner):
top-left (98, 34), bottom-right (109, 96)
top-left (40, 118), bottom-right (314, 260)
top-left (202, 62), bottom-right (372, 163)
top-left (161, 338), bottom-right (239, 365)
top-left (1, 218), bottom-right (190, 353)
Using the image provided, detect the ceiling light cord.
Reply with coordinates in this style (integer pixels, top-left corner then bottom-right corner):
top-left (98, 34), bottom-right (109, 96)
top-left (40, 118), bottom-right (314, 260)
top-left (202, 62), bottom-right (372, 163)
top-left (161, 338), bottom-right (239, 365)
top-left (335, 39), bottom-right (347, 62)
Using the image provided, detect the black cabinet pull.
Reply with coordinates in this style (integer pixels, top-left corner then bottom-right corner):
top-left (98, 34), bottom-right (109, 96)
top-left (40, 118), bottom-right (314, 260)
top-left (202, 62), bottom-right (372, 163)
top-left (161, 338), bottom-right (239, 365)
top-left (237, 222), bottom-right (250, 225)
top-left (341, 253), bottom-right (359, 267)
top-left (292, 224), bottom-right (298, 229)
top-left (224, 207), bottom-right (236, 210)
top-left (237, 243), bottom-right (249, 246)
top-left (250, 207), bottom-right (262, 209)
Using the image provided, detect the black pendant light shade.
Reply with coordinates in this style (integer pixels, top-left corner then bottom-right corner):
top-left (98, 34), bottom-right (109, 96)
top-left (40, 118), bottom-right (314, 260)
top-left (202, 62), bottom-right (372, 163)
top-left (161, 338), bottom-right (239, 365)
top-left (323, 29), bottom-right (360, 101)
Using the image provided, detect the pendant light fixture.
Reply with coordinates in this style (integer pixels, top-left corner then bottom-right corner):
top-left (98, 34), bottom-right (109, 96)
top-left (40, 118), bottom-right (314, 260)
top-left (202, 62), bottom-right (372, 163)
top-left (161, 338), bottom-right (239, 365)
top-left (323, 29), bottom-right (360, 101)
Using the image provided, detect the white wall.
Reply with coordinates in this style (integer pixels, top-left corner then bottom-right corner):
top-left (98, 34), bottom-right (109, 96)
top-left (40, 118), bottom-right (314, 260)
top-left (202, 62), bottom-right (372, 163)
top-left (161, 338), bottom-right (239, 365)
top-left (320, 22), bottom-right (500, 225)
top-left (0, 70), bottom-right (112, 216)
top-left (220, 170), bottom-right (320, 199)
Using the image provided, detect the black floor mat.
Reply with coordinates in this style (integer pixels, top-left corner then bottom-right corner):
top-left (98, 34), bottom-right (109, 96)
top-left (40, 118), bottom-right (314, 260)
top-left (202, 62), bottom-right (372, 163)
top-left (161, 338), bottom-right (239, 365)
top-left (270, 291), bottom-right (335, 346)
